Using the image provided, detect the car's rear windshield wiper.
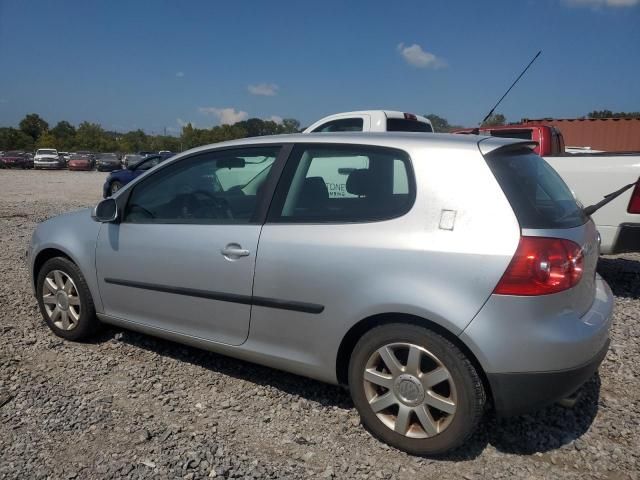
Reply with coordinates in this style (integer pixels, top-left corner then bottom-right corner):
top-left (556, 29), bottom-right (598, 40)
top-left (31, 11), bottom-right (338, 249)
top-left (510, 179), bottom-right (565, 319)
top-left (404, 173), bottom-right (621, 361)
top-left (583, 181), bottom-right (638, 216)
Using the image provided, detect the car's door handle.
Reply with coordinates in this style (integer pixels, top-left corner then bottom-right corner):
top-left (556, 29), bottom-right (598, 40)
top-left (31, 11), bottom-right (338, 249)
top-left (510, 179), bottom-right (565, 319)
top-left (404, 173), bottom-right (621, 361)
top-left (221, 244), bottom-right (250, 258)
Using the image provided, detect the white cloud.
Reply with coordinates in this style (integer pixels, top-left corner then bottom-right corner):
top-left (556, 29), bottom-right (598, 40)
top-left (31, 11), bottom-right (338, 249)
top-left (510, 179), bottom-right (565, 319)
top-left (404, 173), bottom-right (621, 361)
top-left (565, 0), bottom-right (638, 6)
top-left (397, 43), bottom-right (446, 69)
top-left (176, 71), bottom-right (185, 78)
top-left (248, 83), bottom-right (279, 96)
top-left (198, 107), bottom-right (249, 125)
top-left (267, 115), bottom-right (283, 124)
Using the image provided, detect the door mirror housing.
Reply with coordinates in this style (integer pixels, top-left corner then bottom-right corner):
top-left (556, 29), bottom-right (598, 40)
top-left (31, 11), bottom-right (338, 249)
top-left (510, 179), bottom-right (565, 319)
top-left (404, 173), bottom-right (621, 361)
top-left (92, 198), bottom-right (118, 222)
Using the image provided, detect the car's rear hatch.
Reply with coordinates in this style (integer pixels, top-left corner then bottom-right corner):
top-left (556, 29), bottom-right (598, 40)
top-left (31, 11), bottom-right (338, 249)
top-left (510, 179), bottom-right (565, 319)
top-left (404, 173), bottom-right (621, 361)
top-left (480, 139), bottom-right (599, 316)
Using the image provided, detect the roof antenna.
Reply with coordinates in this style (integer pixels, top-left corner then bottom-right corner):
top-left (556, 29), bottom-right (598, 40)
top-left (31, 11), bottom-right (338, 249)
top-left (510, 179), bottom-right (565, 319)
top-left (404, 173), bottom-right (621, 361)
top-left (472, 50), bottom-right (542, 133)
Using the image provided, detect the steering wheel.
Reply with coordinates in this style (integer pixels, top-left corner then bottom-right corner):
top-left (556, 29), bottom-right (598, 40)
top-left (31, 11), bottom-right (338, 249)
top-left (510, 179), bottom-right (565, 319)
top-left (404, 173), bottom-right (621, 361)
top-left (184, 190), bottom-right (233, 219)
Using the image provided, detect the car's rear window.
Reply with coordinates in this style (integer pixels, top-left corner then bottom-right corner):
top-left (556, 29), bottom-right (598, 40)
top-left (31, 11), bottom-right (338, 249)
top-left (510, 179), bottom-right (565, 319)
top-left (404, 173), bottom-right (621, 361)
top-left (485, 149), bottom-right (587, 229)
top-left (387, 118), bottom-right (433, 133)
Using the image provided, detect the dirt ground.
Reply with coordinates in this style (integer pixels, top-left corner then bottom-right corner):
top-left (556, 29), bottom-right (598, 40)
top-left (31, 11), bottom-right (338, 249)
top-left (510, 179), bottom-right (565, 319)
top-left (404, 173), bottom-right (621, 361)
top-left (0, 169), bottom-right (638, 479)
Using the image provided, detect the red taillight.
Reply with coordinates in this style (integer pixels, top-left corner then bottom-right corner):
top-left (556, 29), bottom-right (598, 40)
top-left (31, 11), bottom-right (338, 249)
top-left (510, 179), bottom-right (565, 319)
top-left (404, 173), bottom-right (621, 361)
top-left (627, 180), bottom-right (640, 214)
top-left (494, 236), bottom-right (584, 296)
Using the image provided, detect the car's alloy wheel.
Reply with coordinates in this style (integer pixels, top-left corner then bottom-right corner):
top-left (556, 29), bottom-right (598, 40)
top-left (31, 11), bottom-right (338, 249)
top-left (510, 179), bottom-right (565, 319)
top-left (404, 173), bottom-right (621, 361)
top-left (362, 342), bottom-right (457, 438)
top-left (36, 257), bottom-right (99, 341)
top-left (110, 181), bottom-right (123, 195)
top-left (42, 270), bottom-right (81, 331)
top-left (348, 324), bottom-right (485, 456)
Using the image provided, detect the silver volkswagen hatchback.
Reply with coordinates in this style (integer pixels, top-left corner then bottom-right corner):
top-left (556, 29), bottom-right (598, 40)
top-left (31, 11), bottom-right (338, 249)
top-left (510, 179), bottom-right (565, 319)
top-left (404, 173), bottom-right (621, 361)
top-left (29, 133), bottom-right (613, 455)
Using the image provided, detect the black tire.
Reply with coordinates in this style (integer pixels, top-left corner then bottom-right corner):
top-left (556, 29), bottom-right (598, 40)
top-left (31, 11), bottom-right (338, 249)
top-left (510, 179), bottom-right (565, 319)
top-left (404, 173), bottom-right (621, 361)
top-left (36, 256), bottom-right (100, 341)
top-left (348, 323), bottom-right (485, 456)
top-left (110, 181), bottom-right (123, 195)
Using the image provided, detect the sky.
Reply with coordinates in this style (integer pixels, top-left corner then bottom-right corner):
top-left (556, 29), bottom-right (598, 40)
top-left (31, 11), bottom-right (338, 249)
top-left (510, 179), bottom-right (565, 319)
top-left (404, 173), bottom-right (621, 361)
top-left (0, 0), bottom-right (639, 134)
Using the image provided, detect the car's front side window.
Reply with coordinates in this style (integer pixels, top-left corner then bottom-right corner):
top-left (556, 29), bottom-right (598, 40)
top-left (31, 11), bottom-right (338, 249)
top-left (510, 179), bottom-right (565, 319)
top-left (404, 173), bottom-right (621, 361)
top-left (269, 144), bottom-right (414, 223)
top-left (123, 147), bottom-right (280, 224)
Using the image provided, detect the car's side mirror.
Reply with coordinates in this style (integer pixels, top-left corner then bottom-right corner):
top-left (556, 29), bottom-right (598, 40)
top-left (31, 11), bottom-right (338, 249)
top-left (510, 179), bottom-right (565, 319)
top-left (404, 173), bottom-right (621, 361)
top-left (92, 198), bottom-right (118, 222)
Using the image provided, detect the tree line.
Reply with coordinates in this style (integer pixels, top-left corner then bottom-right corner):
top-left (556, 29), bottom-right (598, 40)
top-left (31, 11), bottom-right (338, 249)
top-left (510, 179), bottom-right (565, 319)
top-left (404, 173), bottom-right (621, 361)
top-left (0, 113), bottom-right (301, 153)
top-left (3, 110), bottom-right (638, 153)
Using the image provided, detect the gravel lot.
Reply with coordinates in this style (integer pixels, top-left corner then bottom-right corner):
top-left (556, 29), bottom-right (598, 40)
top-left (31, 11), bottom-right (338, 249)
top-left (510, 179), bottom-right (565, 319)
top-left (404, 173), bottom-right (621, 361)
top-left (0, 169), bottom-right (638, 479)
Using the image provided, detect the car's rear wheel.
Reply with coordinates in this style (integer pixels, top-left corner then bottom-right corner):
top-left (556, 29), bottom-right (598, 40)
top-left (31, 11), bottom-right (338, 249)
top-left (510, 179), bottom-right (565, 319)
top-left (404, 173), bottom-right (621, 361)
top-left (36, 257), bottom-right (99, 341)
top-left (348, 323), bottom-right (485, 456)
top-left (110, 181), bottom-right (123, 195)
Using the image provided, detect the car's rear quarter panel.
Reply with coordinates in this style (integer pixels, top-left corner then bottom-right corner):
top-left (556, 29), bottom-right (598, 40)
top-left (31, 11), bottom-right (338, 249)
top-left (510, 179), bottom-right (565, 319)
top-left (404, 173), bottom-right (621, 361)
top-left (248, 141), bottom-right (521, 384)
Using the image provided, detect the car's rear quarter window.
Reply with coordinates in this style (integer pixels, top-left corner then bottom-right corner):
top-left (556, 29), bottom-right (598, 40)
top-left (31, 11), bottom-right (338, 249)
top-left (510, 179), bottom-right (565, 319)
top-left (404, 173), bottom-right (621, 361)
top-left (485, 148), bottom-right (587, 229)
top-left (269, 144), bottom-right (415, 223)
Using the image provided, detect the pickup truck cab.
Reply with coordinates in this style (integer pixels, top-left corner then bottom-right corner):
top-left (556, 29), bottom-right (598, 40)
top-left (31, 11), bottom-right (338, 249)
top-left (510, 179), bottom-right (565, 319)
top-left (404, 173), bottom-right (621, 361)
top-left (304, 111), bottom-right (434, 134)
top-left (453, 124), bottom-right (640, 254)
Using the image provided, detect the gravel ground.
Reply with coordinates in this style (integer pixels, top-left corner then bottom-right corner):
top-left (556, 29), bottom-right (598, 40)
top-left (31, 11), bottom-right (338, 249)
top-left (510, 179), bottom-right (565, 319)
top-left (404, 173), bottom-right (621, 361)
top-left (0, 169), bottom-right (638, 480)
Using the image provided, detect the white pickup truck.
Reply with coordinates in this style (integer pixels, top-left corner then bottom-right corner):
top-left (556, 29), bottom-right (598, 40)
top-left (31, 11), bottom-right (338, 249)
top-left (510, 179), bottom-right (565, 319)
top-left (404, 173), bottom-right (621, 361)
top-left (33, 148), bottom-right (63, 170)
top-left (304, 110), bottom-right (434, 134)
top-left (306, 111), bottom-right (640, 254)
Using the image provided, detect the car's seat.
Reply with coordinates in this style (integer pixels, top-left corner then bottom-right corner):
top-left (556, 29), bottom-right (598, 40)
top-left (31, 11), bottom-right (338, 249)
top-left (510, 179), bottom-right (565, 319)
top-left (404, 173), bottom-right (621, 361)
top-left (346, 169), bottom-right (373, 198)
top-left (296, 176), bottom-right (329, 215)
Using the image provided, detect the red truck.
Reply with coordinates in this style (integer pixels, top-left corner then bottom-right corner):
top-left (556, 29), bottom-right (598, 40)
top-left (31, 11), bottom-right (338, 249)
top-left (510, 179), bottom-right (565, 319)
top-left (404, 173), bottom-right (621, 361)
top-left (453, 124), bottom-right (566, 156)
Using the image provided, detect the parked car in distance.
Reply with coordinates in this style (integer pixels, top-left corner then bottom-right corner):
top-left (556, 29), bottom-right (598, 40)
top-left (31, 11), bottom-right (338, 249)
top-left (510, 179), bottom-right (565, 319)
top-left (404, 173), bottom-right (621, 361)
top-left (58, 152), bottom-right (71, 165)
top-left (102, 154), bottom-right (165, 197)
top-left (34, 148), bottom-right (63, 169)
top-left (304, 110), bottom-right (434, 133)
top-left (24, 152), bottom-right (34, 168)
top-left (159, 151), bottom-right (176, 160)
top-left (0, 151), bottom-right (31, 169)
top-left (95, 153), bottom-right (122, 172)
top-left (30, 133), bottom-right (612, 455)
top-left (122, 154), bottom-right (143, 168)
top-left (452, 124), bottom-right (640, 255)
top-left (137, 151), bottom-right (154, 157)
top-left (67, 154), bottom-right (94, 171)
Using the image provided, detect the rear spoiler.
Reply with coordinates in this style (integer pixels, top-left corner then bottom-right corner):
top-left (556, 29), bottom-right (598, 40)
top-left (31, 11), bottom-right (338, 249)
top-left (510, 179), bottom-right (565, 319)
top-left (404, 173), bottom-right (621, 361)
top-left (477, 138), bottom-right (538, 156)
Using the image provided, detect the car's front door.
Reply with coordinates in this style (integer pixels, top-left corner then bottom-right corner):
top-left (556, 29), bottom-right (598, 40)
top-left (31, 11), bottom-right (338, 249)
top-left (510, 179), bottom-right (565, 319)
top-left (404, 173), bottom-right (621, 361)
top-left (95, 145), bottom-right (282, 346)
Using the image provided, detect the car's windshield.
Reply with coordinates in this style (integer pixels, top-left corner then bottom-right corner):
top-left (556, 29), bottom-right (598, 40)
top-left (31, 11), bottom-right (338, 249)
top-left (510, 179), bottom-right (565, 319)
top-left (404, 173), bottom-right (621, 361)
top-left (98, 153), bottom-right (118, 159)
top-left (215, 155), bottom-right (275, 192)
top-left (134, 156), bottom-right (162, 171)
top-left (37, 149), bottom-right (57, 155)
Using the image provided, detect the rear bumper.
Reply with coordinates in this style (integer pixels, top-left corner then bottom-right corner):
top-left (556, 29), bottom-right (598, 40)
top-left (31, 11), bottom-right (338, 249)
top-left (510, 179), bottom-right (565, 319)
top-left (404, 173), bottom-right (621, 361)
top-left (460, 274), bottom-right (613, 416)
top-left (487, 339), bottom-right (609, 416)
top-left (611, 223), bottom-right (640, 254)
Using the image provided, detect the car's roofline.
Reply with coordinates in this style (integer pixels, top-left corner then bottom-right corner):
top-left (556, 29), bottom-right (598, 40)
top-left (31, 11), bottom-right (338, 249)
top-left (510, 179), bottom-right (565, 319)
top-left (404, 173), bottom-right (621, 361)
top-left (169, 132), bottom-right (534, 160)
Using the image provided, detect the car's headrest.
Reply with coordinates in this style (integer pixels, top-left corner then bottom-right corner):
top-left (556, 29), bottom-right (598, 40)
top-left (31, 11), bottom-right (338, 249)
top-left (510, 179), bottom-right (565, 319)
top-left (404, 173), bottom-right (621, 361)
top-left (298, 176), bottom-right (329, 209)
top-left (346, 169), bottom-right (372, 197)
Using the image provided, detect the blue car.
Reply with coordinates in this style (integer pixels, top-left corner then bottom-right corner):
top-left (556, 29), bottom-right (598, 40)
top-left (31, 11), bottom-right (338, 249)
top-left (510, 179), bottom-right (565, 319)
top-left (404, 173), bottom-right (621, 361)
top-left (103, 155), bottom-right (166, 197)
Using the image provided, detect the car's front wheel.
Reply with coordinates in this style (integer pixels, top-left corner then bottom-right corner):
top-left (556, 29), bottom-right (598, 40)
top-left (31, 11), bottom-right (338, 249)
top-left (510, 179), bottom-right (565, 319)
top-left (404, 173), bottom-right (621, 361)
top-left (110, 181), bottom-right (123, 195)
top-left (36, 257), bottom-right (99, 341)
top-left (348, 323), bottom-right (485, 456)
